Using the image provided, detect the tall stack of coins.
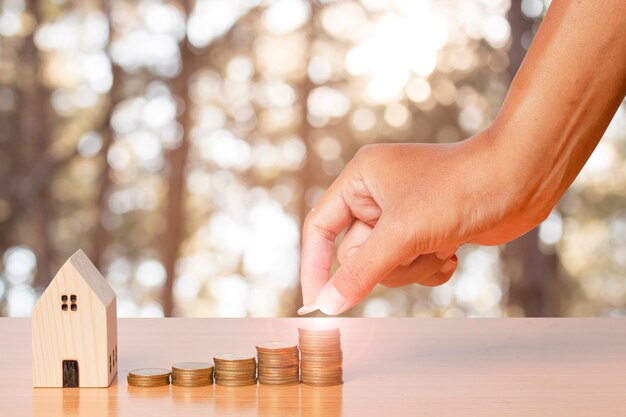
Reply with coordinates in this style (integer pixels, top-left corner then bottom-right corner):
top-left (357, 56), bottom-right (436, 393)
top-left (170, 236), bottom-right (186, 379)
top-left (171, 362), bottom-right (214, 387)
top-left (298, 326), bottom-right (343, 386)
top-left (127, 368), bottom-right (171, 387)
top-left (256, 342), bottom-right (300, 385)
top-left (213, 353), bottom-right (257, 387)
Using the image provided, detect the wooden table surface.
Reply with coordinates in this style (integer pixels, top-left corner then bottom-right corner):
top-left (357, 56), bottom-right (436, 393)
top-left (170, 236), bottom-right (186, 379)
top-left (1, 317), bottom-right (625, 416)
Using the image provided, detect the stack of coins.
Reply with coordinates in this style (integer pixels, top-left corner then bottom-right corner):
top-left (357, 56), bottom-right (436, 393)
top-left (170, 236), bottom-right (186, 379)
top-left (213, 353), bottom-right (257, 387)
top-left (298, 326), bottom-right (343, 386)
top-left (127, 368), bottom-right (171, 387)
top-left (171, 362), bottom-right (214, 387)
top-left (256, 342), bottom-right (300, 385)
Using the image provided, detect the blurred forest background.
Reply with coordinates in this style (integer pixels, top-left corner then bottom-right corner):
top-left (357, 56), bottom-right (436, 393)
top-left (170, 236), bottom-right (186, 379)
top-left (1, 0), bottom-right (625, 318)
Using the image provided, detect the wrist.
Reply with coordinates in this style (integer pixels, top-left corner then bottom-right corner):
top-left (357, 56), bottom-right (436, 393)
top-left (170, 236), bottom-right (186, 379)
top-left (462, 124), bottom-right (555, 242)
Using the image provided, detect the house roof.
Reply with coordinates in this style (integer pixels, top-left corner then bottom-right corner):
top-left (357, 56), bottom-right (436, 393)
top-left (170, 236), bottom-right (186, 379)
top-left (48, 249), bottom-right (116, 307)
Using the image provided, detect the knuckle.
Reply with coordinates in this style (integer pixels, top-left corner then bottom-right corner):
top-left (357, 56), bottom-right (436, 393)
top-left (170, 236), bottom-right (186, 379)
top-left (535, 207), bottom-right (553, 225)
top-left (336, 246), bottom-right (348, 265)
top-left (354, 144), bottom-right (376, 159)
top-left (422, 260), bottom-right (457, 287)
top-left (339, 261), bottom-right (370, 297)
top-left (352, 144), bottom-right (379, 169)
top-left (380, 279), bottom-right (405, 289)
top-left (303, 211), bottom-right (336, 242)
top-left (433, 272), bottom-right (454, 286)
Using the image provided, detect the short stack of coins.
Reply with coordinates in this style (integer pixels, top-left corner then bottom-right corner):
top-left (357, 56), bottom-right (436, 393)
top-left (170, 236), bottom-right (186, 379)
top-left (213, 353), bottom-right (257, 387)
top-left (298, 326), bottom-right (343, 386)
top-left (171, 362), bottom-right (214, 387)
top-left (127, 368), bottom-right (171, 387)
top-left (256, 342), bottom-right (300, 385)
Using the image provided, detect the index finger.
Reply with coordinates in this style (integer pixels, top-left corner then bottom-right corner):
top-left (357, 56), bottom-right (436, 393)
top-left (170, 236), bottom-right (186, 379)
top-left (299, 180), bottom-right (353, 307)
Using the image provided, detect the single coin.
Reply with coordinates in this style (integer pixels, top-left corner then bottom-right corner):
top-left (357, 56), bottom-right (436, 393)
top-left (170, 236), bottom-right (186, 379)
top-left (301, 381), bottom-right (343, 387)
top-left (256, 341), bottom-right (298, 350)
top-left (298, 325), bottom-right (340, 332)
top-left (128, 368), bottom-right (171, 378)
top-left (172, 378), bottom-right (213, 387)
top-left (172, 362), bottom-right (214, 372)
top-left (216, 379), bottom-right (257, 387)
top-left (214, 353), bottom-right (256, 361)
top-left (258, 378), bottom-right (300, 386)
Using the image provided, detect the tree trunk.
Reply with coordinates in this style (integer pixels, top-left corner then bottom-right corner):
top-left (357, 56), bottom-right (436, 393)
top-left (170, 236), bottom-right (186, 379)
top-left (161, 2), bottom-right (194, 317)
top-left (90, 0), bottom-right (126, 270)
top-left (90, 64), bottom-right (123, 270)
top-left (19, 1), bottom-right (54, 289)
top-left (159, 4), bottom-right (261, 316)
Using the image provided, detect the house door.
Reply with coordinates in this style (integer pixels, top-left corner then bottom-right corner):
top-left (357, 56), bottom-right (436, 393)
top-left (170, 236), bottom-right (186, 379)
top-left (62, 360), bottom-right (79, 387)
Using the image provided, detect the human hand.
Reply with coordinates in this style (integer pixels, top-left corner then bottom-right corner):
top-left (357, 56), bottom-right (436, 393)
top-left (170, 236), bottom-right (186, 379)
top-left (297, 0), bottom-right (626, 316)
top-left (298, 133), bottom-right (551, 315)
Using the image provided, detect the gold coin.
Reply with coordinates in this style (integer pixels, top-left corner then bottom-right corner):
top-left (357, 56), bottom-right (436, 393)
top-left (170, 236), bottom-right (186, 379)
top-left (214, 353), bottom-right (256, 362)
top-left (259, 373), bottom-right (299, 379)
top-left (127, 377), bottom-right (170, 383)
top-left (215, 374), bottom-right (256, 379)
top-left (127, 378), bottom-right (170, 387)
top-left (301, 381), bottom-right (343, 387)
top-left (256, 341), bottom-right (298, 352)
top-left (258, 359), bottom-right (299, 363)
top-left (216, 379), bottom-right (257, 387)
top-left (128, 368), bottom-right (171, 378)
top-left (214, 362), bottom-right (257, 367)
top-left (127, 368), bottom-right (172, 387)
top-left (298, 325), bottom-right (340, 332)
top-left (301, 357), bottom-right (342, 362)
top-left (300, 352), bottom-right (342, 358)
top-left (172, 371), bottom-right (213, 377)
top-left (127, 381), bottom-right (170, 387)
top-left (258, 378), bottom-right (300, 386)
top-left (172, 373), bottom-right (211, 378)
top-left (214, 367), bottom-right (257, 372)
top-left (172, 362), bottom-right (214, 372)
top-left (172, 379), bottom-right (213, 387)
top-left (127, 376), bottom-right (170, 382)
top-left (258, 373), bottom-right (298, 378)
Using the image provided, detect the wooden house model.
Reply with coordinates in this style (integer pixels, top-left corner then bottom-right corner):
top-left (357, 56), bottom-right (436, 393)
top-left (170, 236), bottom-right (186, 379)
top-left (32, 249), bottom-right (117, 388)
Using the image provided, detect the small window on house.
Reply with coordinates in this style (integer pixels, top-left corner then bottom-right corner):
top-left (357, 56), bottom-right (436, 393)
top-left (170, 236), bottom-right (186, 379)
top-left (61, 294), bottom-right (77, 311)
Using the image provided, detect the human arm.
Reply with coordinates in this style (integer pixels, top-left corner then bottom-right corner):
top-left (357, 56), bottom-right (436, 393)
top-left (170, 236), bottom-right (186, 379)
top-left (298, 0), bottom-right (626, 315)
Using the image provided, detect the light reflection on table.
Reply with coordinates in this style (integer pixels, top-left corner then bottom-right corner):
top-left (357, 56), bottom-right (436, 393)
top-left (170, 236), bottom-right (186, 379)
top-left (8, 318), bottom-right (624, 417)
top-left (32, 380), bottom-right (343, 417)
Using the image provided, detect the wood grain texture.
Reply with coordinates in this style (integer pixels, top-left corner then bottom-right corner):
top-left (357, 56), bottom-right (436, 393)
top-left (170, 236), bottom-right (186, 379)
top-left (31, 250), bottom-right (117, 387)
top-left (2, 318), bottom-right (626, 416)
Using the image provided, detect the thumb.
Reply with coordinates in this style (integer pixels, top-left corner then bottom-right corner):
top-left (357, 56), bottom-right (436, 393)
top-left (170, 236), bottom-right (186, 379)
top-left (315, 218), bottom-right (406, 315)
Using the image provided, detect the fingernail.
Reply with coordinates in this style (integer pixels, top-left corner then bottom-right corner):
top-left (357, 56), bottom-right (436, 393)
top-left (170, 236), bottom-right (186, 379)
top-left (297, 304), bottom-right (319, 315)
top-left (435, 247), bottom-right (457, 261)
top-left (316, 285), bottom-right (347, 315)
top-left (345, 246), bottom-right (358, 259)
top-left (441, 258), bottom-right (457, 275)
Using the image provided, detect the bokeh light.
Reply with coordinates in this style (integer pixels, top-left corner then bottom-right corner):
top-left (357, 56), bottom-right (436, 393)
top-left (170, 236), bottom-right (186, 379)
top-left (0, 0), bottom-right (623, 319)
